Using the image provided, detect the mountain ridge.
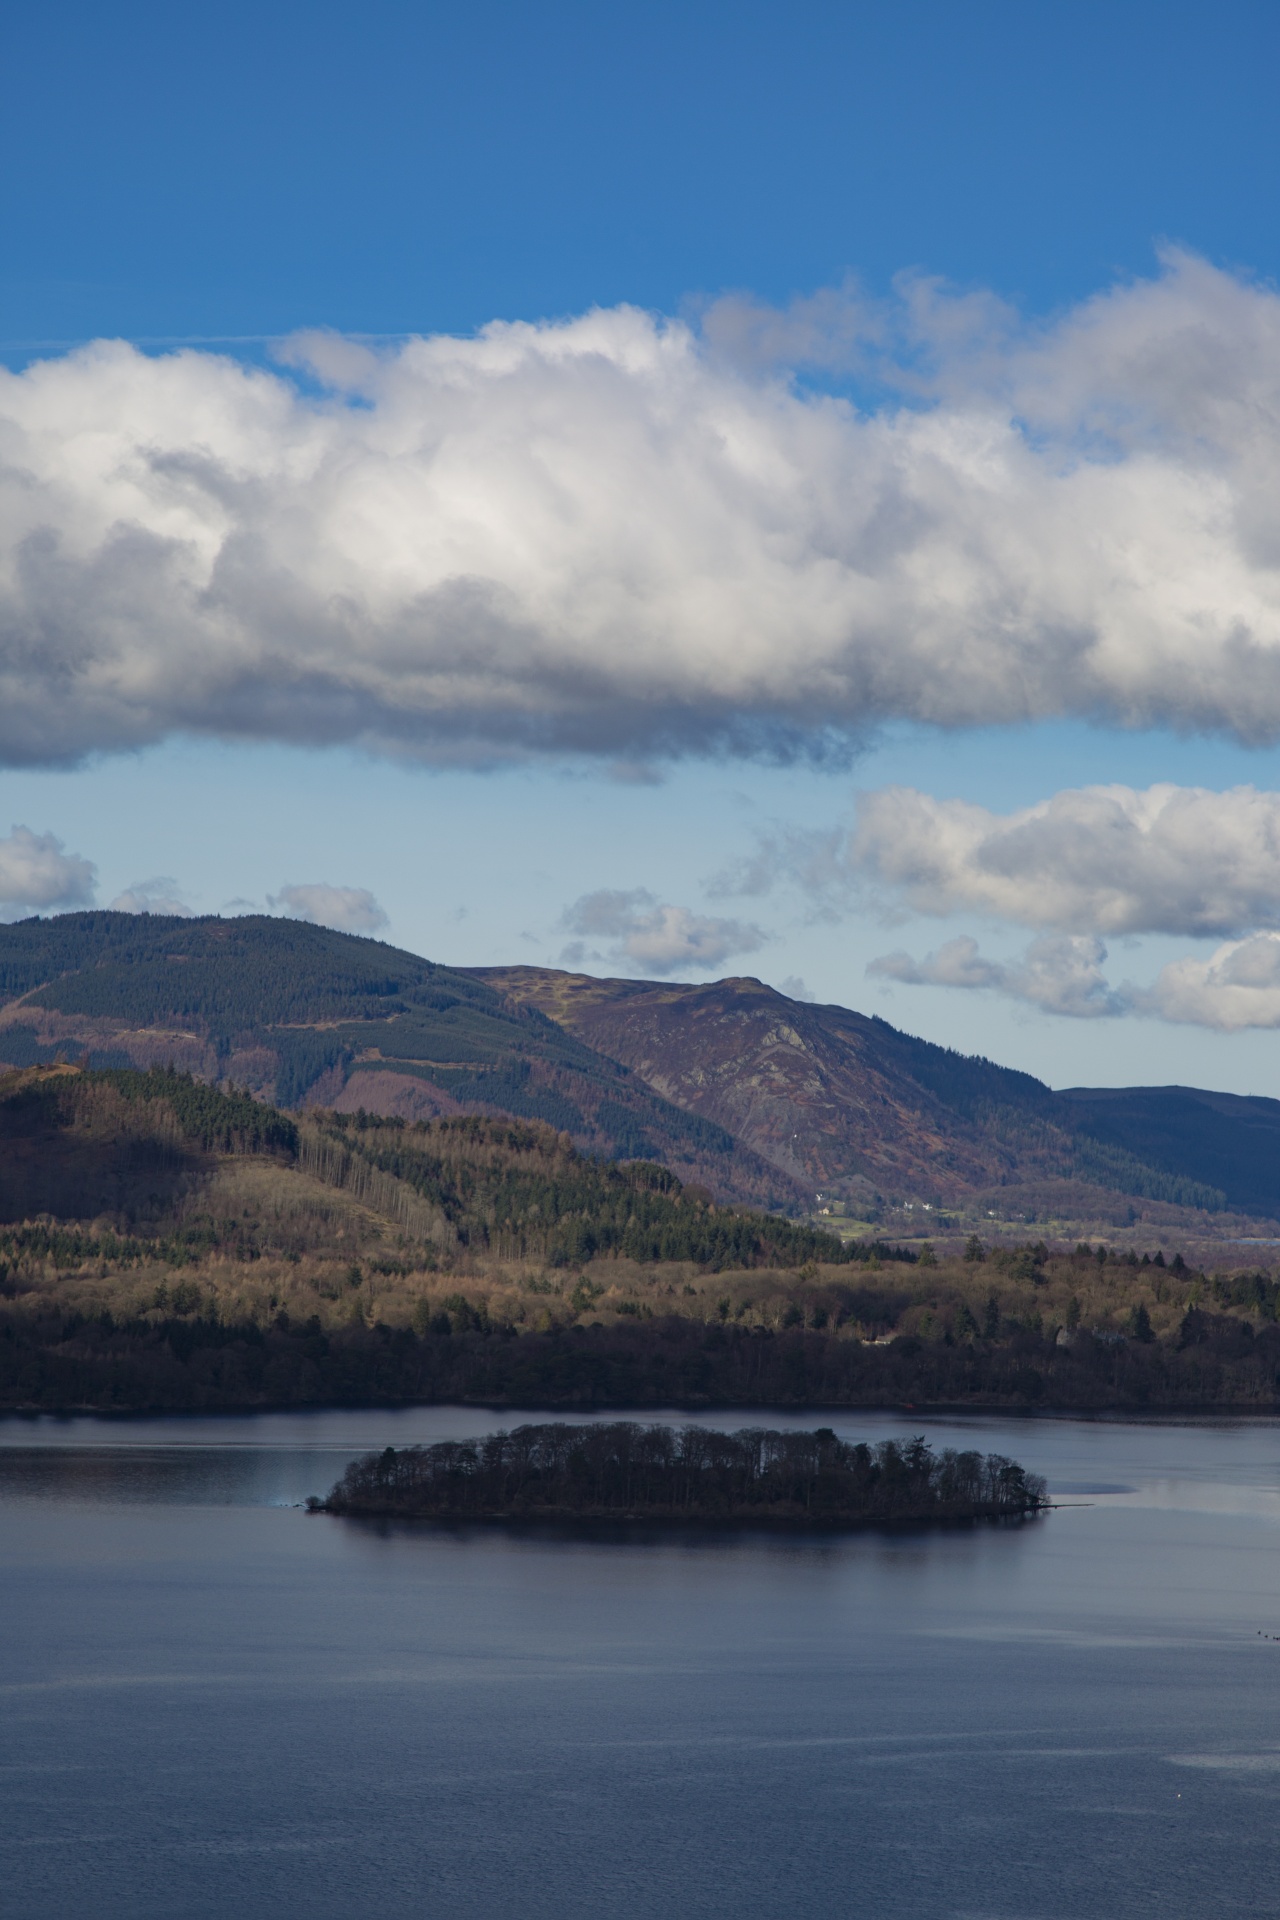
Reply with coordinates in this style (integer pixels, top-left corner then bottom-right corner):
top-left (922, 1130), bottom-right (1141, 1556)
top-left (1, 913), bottom-right (1276, 1229)
top-left (0, 913), bottom-right (800, 1209)
top-left (473, 965), bottom-right (1270, 1222)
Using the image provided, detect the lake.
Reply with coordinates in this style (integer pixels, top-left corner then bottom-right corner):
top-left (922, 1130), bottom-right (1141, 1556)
top-left (2, 1405), bottom-right (1279, 1919)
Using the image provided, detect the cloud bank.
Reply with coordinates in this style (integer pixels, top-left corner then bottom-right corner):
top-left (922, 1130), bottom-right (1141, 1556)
top-left (560, 890), bottom-right (765, 976)
top-left (270, 884), bottom-right (389, 935)
top-left (870, 934), bottom-right (1123, 1020)
top-left (11, 252), bottom-right (1280, 764)
top-left (851, 782), bottom-right (1280, 936)
top-left (871, 928), bottom-right (1280, 1031)
top-left (109, 876), bottom-right (194, 916)
top-left (0, 826), bottom-right (95, 918)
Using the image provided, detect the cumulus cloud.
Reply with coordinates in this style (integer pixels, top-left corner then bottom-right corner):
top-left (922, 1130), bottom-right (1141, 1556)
top-left (559, 889), bottom-right (765, 976)
top-left (109, 876), bottom-right (194, 916)
top-left (857, 774), bottom-right (1280, 1025)
top-left (1139, 934), bottom-right (1280, 1030)
top-left (270, 883), bottom-right (389, 935)
top-left (0, 825), bottom-right (95, 918)
top-left (13, 253), bottom-right (1280, 764)
top-left (778, 974), bottom-right (817, 1002)
top-left (870, 934), bottom-right (1124, 1019)
top-left (870, 924), bottom-right (1280, 1030)
top-left (849, 782), bottom-right (1280, 936)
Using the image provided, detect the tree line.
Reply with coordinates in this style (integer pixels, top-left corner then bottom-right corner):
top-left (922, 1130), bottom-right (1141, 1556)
top-left (4, 1302), bottom-right (1280, 1416)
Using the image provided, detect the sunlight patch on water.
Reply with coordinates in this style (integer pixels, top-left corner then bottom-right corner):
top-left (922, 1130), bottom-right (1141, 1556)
top-left (1169, 1749), bottom-right (1280, 1771)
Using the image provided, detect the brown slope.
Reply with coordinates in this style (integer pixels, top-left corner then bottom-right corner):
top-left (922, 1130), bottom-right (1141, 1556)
top-left (470, 968), bottom-right (1023, 1207)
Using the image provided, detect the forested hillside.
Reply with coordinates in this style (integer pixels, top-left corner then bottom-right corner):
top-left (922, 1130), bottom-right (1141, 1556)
top-left (0, 915), bottom-right (795, 1206)
top-left (2, 1064), bottom-right (1279, 1417)
top-left (0, 1064), bottom-right (850, 1272)
top-left (4, 914), bottom-right (1280, 1230)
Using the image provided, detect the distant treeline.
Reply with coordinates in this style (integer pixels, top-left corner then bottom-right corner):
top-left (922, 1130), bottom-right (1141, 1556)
top-left (4, 1305), bottom-right (1280, 1415)
top-left (318, 1422), bottom-right (1046, 1524)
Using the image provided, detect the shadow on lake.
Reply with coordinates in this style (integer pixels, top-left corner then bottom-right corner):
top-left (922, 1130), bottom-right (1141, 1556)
top-left (323, 1508), bottom-right (1049, 1550)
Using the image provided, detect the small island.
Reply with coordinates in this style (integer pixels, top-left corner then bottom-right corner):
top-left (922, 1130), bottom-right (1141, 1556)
top-left (312, 1422), bottom-right (1048, 1526)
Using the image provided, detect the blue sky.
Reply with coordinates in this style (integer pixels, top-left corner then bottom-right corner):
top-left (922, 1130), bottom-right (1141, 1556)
top-left (5, 1), bottom-right (1280, 1092)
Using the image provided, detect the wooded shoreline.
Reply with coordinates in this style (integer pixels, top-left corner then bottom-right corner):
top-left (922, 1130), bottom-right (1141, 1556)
top-left (6, 1305), bottom-right (1280, 1416)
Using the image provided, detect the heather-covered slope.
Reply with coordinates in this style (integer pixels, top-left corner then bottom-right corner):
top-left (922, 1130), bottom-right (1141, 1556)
top-left (474, 967), bottom-right (1270, 1221)
top-left (474, 967), bottom-right (1022, 1207)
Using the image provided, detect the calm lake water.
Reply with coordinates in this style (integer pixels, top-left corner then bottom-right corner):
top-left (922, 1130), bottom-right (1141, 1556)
top-left (3, 1406), bottom-right (1280, 1920)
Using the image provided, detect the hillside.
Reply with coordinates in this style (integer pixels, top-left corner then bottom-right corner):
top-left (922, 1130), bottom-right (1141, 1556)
top-left (474, 967), bottom-right (1278, 1228)
top-left (0, 914), bottom-right (796, 1209)
top-left (0, 1065), bottom-right (842, 1269)
top-left (3, 913), bottom-right (1279, 1236)
top-left (2, 1063), bottom-right (1279, 1417)
top-left (1054, 1085), bottom-right (1280, 1221)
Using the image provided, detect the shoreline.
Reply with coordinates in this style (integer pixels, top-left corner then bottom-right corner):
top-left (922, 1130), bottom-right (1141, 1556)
top-left (312, 1500), bottom-right (1047, 1530)
top-left (4, 1393), bottom-right (1280, 1422)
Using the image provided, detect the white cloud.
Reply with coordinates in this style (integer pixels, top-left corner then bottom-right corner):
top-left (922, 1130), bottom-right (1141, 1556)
top-left (870, 933), bottom-right (1124, 1019)
top-left (270, 883), bottom-right (389, 935)
top-left (870, 924), bottom-right (1280, 1030)
top-left (560, 889), bottom-right (765, 976)
top-left (12, 253), bottom-right (1280, 763)
top-left (849, 782), bottom-right (1280, 936)
top-left (778, 974), bottom-right (817, 1002)
top-left (0, 825), bottom-right (95, 917)
top-left (109, 876), bottom-right (194, 916)
top-left (1139, 934), bottom-right (1280, 1030)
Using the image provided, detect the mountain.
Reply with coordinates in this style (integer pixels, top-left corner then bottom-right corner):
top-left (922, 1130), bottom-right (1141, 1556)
top-left (0, 914), bottom-right (796, 1208)
top-left (473, 967), bottom-right (1272, 1223)
top-left (3, 913), bottom-right (1276, 1229)
top-left (472, 968), bottom-right (1023, 1207)
top-left (1055, 1085), bottom-right (1280, 1222)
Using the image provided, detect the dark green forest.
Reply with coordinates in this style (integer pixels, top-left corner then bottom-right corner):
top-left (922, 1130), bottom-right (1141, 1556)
top-left (3, 1299), bottom-right (1279, 1416)
top-left (314, 1109), bottom-right (857, 1269)
top-left (0, 1066), bottom-right (853, 1269)
top-left (0, 914), bottom-right (746, 1175)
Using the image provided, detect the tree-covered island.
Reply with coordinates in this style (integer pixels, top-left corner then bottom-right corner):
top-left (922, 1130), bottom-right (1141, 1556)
top-left (314, 1422), bottom-right (1047, 1525)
